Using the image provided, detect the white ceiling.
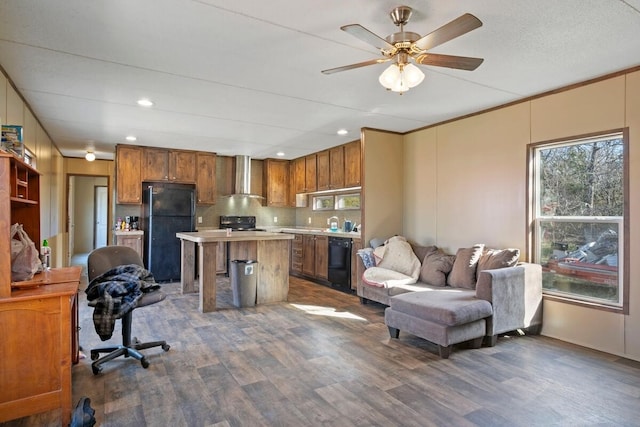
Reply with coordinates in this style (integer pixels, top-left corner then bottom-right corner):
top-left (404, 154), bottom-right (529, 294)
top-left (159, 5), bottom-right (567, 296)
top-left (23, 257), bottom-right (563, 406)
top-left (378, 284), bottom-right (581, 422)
top-left (1, 0), bottom-right (640, 161)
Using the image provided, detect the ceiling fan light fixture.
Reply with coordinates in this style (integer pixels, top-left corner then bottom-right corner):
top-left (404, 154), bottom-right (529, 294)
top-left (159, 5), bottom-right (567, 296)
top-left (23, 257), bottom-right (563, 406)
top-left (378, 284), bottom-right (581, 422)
top-left (379, 63), bottom-right (402, 89)
top-left (85, 151), bottom-right (96, 162)
top-left (379, 63), bottom-right (424, 93)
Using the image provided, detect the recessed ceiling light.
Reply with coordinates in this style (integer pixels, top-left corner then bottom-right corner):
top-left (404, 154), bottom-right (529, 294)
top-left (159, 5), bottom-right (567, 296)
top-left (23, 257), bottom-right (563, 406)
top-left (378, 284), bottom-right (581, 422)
top-left (126, 135), bottom-right (137, 142)
top-left (137, 98), bottom-right (154, 107)
top-left (276, 151), bottom-right (285, 157)
top-left (337, 129), bottom-right (348, 136)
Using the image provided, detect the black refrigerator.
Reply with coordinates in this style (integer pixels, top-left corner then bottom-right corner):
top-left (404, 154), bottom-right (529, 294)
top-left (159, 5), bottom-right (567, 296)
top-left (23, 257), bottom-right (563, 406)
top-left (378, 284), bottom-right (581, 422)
top-left (141, 182), bottom-right (195, 282)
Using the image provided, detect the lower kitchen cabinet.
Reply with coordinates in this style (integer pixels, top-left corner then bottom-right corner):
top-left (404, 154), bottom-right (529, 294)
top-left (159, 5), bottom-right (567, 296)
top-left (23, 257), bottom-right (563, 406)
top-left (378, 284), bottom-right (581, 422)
top-left (113, 230), bottom-right (144, 259)
top-left (292, 233), bottom-right (328, 280)
top-left (350, 238), bottom-right (362, 291)
top-left (302, 234), bottom-right (316, 277)
top-left (290, 234), bottom-right (303, 274)
top-left (314, 235), bottom-right (328, 281)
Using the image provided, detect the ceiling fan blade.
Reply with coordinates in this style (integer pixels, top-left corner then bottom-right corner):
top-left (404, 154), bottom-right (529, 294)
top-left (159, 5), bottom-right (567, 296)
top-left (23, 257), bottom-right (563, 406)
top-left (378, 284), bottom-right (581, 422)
top-left (414, 13), bottom-right (482, 52)
top-left (322, 58), bottom-right (391, 75)
top-left (414, 53), bottom-right (484, 71)
top-left (341, 24), bottom-right (395, 52)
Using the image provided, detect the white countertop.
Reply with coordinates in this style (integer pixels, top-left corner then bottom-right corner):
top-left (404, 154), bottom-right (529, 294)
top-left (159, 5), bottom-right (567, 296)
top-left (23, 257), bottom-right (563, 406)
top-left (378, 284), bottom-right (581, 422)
top-left (113, 230), bottom-right (144, 235)
top-left (262, 226), bottom-right (361, 239)
top-left (195, 226), bottom-right (360, 239)
top-left (177, 230), bottom-right (295, 243)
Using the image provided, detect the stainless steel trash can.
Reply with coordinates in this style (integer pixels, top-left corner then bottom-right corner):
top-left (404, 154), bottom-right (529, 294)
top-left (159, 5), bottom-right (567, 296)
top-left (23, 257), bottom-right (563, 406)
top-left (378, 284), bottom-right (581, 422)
top-left (230, 260), bottom-right (257, 307)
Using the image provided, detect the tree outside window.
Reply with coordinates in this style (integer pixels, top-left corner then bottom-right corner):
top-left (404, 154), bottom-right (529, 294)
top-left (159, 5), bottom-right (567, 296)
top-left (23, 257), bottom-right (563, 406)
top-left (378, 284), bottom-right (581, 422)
top-left (529, 130), bottom-right (628, 311)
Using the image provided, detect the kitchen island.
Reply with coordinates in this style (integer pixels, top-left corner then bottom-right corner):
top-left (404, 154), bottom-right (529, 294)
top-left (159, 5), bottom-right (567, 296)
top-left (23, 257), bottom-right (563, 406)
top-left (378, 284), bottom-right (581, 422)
top-left (176, 230), bottom-right (294, 312)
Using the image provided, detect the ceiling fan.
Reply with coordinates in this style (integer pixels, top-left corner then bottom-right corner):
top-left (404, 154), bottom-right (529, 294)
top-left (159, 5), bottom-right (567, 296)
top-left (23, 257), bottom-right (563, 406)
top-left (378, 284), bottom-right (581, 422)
top-left (322, 6), bottom-right (484, 93)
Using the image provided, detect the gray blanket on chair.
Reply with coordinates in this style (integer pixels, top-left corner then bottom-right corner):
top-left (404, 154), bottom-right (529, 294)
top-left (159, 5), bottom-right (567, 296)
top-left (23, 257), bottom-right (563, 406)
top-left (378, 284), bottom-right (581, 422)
top-left (85, 264), bottom-right (159, 340)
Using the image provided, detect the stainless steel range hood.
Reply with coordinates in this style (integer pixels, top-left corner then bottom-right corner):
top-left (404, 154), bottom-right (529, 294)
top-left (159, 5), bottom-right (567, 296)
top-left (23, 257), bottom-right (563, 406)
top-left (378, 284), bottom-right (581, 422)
top-left (229, 155), bottom-right (263, 198)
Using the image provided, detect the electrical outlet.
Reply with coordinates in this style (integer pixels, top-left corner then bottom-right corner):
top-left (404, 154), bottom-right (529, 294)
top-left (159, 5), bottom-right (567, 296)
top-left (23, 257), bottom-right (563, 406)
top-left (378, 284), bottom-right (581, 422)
top-left (308, 217), bottom-right (312, 224)
top-left (197, 216), bottom-right (203, 224)
top-left (273, 216), bottom-right (278, 223)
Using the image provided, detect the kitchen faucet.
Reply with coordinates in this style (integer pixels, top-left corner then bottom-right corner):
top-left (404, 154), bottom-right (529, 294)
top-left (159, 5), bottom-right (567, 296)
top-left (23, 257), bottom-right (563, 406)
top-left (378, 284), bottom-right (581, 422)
top-left (327, 216), bottom-right (339, 231)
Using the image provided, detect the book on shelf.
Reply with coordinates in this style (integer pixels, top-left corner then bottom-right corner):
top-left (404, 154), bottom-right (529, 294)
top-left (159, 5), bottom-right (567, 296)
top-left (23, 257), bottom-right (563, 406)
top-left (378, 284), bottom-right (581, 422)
top-left (1, 125), bottom-right (25, 158)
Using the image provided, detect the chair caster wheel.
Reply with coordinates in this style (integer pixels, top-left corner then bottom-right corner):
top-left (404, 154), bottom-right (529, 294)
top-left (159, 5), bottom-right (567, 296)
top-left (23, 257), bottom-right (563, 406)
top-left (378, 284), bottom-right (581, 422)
top-left (90, 351), bottom-right (99, 361)
top-left (141, 358), bottom-right (149, 369)
top-left (162, 344), bottom-right (170, 352)
top-left (92, 364), bottom-right (102, 375)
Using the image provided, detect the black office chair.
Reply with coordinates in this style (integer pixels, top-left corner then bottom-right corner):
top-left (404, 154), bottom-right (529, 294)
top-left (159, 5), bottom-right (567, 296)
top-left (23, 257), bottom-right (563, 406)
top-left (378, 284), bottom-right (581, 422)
top-left (86, 246), bottom-right (170, 375)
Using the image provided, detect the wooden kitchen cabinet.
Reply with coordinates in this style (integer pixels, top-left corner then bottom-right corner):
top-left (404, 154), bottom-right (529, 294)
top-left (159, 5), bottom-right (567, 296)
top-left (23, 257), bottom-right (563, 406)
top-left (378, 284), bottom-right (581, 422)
top-left (290, 234), bottom-right (303, 274)
top-left (142, 148), bottom-right (196, 183)
top-left (116, 145), bottom-right (142, 204)
top-left (344, 140), bottom-right (362, 187)
top-left (293, 157), bottom-right (305, 194)
top-left (351, 238), bottom-right (363, 291)
top-left (114, 231), bottom-right (144, 259)
top-left (288, 160), bottom-right (296, 207)
top-left (142, 147), bottom-right (168, 181)
top-left (263, 158), bottom-right (289, 207)
top-left (317, 147), bottom-right (345, 191)
top-left (300, 234), bottom-right (328, 281)
top-left (316, 150), bottom-right (330, 191)
top-left (314, 235), bottom-right (328, 281)
top-left (170, 150), bottom-right (197, 182)
top-left (196, 152), bottom-right (216, 204)
top-left (329, 145), bottom-right (345, 189)
top-left (305, 154), bottom-right (317, 192)
top-left (302, 234), bottom-right (316, 276)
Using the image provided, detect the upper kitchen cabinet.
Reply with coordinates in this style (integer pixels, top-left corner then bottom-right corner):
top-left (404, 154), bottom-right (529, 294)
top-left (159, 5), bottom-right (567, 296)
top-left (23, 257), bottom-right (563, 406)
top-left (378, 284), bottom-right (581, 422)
top-left (263, 158), bottom-right (289, 207)
top-left (142, 148), bottom-right (196, 183)
top-left (171, 150), bottom-right (197, 182)
top-left (288, 159), bottom-right (296, 207)
top-left (142, 147), bottom-right (167, 181)
top-left (196, 152), bottom-right (216, 204)
top-left (344, 140), bottom-right (362, 188)
top-left (293, 157), bottom-right (305, 194)
top-left (316, 150), bottom-right (330, 191)
top-left (317, 146), bottom-right (345, 191)
top-left (116, 145), bottom-right (142, 204)
top-left (305, 154), bottom-right (317, 192)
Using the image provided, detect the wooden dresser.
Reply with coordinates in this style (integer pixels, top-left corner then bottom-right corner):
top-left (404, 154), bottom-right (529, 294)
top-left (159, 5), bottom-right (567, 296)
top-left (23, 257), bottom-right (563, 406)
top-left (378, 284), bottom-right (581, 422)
top-left (0, 266), bottom-right (80, 425)
top-left (0, 153), bottom-right (80, 425)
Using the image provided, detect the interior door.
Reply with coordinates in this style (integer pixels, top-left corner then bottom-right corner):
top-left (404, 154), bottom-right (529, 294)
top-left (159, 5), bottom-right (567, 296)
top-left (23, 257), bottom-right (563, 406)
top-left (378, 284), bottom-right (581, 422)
top-left (94, 186), bottom-right (108, 248)
top-left (67, 176), bottom-right (75, 265)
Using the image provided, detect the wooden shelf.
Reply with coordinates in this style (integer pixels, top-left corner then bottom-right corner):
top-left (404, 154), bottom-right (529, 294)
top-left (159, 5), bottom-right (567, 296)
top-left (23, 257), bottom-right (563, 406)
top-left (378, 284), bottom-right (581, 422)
top-left (11, 196), bottom-right (38, 204)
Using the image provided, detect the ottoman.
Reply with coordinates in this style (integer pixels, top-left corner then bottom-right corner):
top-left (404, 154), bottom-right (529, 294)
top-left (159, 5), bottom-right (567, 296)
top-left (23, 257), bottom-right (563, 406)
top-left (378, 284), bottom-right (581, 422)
top-left (385, 289), bottom-right (493, 358)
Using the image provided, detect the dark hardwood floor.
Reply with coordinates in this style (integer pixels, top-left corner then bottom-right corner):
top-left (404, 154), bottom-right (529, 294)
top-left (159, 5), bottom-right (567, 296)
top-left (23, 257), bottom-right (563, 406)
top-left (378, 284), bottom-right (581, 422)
top-left (4, 274), bottom-right (640, 426)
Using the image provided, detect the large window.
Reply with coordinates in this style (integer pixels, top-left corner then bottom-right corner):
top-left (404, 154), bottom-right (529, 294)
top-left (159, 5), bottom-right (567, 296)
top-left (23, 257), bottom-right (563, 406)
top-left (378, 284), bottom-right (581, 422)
top-left (529, 130), bottom-right (628, 311)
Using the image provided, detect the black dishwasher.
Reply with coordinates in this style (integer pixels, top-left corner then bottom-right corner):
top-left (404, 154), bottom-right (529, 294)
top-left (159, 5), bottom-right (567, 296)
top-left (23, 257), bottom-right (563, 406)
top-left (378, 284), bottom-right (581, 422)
top-left (328, 237), bottom-right (352, 291)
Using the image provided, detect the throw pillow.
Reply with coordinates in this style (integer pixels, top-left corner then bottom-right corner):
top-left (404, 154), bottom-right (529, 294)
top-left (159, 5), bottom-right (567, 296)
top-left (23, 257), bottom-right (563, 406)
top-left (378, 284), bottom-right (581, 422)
top-left (419, 249), bottom-right (455, 287)
top-left (357, 248), bottom-right (376, 269)
top-left (447, 244), bottom-right (485, 289)
top-left (478, 248), bottom-right (520, 272)
top-left (411, 244), bottom-right (438, 264)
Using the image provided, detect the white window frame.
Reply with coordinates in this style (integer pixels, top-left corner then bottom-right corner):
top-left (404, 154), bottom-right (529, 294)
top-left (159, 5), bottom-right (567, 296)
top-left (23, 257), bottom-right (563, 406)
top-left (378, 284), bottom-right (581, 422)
top-left (528, 129), bottom-right (629, 313)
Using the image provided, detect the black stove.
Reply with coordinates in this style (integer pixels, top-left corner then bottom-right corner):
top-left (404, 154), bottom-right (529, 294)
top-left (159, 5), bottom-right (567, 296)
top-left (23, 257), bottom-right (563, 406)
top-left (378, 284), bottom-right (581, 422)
top-left (219, 215), bottom-right (258, 231)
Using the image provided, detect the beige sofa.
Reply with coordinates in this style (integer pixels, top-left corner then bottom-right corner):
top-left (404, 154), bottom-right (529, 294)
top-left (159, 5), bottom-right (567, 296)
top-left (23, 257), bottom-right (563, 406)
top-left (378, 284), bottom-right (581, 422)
top-left (356, 241), bottom-right (543, 356)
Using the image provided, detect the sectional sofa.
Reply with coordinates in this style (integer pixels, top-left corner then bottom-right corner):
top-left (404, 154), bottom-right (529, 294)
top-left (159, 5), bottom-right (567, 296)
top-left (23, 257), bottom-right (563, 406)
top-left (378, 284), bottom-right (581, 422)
top-left (356, 237), bottom-right (543, 358)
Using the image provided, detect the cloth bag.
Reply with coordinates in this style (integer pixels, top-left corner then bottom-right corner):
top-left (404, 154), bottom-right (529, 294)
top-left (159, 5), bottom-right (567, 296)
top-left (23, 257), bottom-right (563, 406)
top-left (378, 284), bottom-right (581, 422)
top-left (10, 223), bottom-right (42, 282)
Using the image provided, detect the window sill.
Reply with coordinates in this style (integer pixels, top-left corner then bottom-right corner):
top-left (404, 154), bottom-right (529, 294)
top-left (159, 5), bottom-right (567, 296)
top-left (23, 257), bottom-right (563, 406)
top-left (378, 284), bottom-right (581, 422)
top-left (542, 293), bottom-right (628, 314)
